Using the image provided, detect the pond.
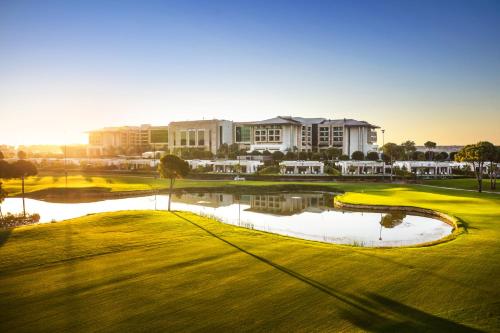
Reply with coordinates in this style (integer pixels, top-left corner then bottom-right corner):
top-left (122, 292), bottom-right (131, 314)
top-left (1, 192), bottom-right (453, 247)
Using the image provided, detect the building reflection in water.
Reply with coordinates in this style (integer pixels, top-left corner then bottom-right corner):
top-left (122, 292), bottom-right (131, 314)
top-left (172, 192), bottom-right (335, 216)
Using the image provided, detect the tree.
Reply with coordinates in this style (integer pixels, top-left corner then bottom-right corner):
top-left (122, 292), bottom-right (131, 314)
top-left (486, 146), bottom-right (499, 190)
top-left (351, 151), bottom-right (364, 160)
top-left (325, 147), bottom-right (342, 162)
top-left (424, 141), bottom-right (437, 160)
top-left (366, 151), bottom-right (379, 161)
top-left (311, 152), bottom-right (321, 161)
top-left (435, 151), bottom-right (449, 161)
top-left (0, 155), bottom-right (12, 219)
top-left (10, 160), bottom-right (38, 217)
top-left (0, 185), bottom-right (6, 219)
top-left (412, 151), bottom-right (425, 161)
top-left (216, 144), bottom-right (229, 158)
top-left (17, 150), bottom-right (27, 159)
top-left (381, 143), bottom-right (404, 181)
top-left (284, 151), bottom-right (297, 160)
top-left (298, 151), bottom-right (308, 160)
top-left (455, 142), bottom-right (495, 192)
top-left (401, 141), bottom-right (416, 160)
top-left (271, 151), bottom-right (284, 163)
top-left (339, 154), bottom-right (349, 161)
top-left (158, 155), bottom-right (190, 211)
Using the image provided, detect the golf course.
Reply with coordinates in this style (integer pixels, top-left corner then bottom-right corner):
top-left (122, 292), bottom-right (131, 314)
top-left (0, 174), bottom-right (499, 332)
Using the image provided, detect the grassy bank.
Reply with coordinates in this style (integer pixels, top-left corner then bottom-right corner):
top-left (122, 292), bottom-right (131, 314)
top-left (0, 182), bottom-right (499, 332)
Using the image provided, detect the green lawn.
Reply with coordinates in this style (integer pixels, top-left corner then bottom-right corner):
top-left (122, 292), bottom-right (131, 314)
top-left (1, 172), bottom-right (347, 198)
top-left (0, 180), bottom-right (499, 332)
top-left (2, 173), bottom-right (174, 196)
top-left (424, 178), bottom-right (498, 192)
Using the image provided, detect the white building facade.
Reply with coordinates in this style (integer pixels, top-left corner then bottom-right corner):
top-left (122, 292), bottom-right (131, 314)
top-left (234, 116), bottom-right (379, 157)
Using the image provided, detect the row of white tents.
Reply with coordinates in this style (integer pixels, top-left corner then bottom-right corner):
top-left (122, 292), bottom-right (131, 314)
top-left (5, 157), bottom-right (493, 176)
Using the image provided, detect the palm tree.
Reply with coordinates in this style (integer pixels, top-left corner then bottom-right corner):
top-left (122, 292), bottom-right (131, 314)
top-left (424, 141), bottom-right (437, 160)
top-left (0, 152), bottom-right (11, 219)
top-left (401, 141), bottom-right (416, 160)
top-left (158, 155), bottom-right (190, 211)
top-left (455, 142), bottom-right (494, 192)
top-left (381, 143), bottom-right (403, 182)
top-left (11, 159), bottom-right (38, 217)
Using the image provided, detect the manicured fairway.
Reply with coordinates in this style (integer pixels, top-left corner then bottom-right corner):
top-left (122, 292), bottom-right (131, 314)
top-left (2, 172), bottom-right (323, 196)
top-left (1, 173), bottom-right (175, 196)
top-left (423, 178), bottom-right (498, 192)
top-left (0, 182), bottom-right (499, 332)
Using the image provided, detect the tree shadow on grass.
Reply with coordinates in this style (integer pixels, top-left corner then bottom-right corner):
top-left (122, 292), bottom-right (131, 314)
top-left (338, 292), bottom-right (484, 332)
top-left (63, 223), bottom-right (82, 330)
top-left (350, 249), bottom-right (495, 298)
top-left (172, 212), bottom-right (482, 332)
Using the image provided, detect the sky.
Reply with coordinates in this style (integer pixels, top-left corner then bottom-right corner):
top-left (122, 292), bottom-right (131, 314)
top-left (0, 0), bottom-right (499, 146)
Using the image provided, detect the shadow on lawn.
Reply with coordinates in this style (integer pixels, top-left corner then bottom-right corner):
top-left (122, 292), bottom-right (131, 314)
top-left (173, 212), bottom-right (482, 332)
top-left (0, 229), bottom-right (12, 248)
top-left (338, 292), bottom-right (484, 332)
top-left (63, 223), bottom-right (82, 330)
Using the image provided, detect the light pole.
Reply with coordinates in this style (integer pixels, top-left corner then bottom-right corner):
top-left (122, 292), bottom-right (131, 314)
top-left (64, 143), bottom-right (68, 191)
top-left (381, 129), bottom-right (385, 181)
top-left (152, 143), bottom-right (157, 210)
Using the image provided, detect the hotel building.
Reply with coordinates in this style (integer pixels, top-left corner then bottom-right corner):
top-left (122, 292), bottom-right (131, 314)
top-left (168, 119), bottom-right (233, 155)
top-left (88, 116), bottom-right (379, 157)
top-left (87, 124), bottom-right (168, 157)
top-left (234, 116), bottom-right (379, 156)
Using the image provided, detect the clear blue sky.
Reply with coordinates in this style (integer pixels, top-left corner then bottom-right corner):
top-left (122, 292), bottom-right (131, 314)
top-left (0, 0), bottom-right (499, 145)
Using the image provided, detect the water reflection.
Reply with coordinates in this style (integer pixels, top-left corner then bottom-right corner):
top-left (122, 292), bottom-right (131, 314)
top-left (379, 212), bottom-right (406, 241)
top-left (173, 192), bottom-right (334, 215)
top-left (1, 192), bottom-right (452, 247)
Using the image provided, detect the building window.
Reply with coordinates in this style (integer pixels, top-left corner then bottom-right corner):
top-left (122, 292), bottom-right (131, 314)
top-left (198, 130), bottom-right (205, 146)
top-left (189, 130), bottom-right (196, 146)
top-left (180, 131), bottom-right (187, 146)
top-left (235, 126), bottom-right (251, 142)
top-left (319, 127), bottom-right (329, 143)
top-left (150, 129), bottom-right (168, 143)
top-left (255, 129), bottom-right (267, 142)
top-left (268, 129), bottom-right (281, 142)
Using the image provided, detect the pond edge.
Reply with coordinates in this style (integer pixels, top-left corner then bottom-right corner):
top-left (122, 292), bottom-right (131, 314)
top-left (333, 196), bottom-right (462, 248)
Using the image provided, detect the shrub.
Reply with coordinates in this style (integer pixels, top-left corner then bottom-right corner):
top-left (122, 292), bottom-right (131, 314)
top-left (0, 213), bottom-right (41, 229)
top-left (351, 151), bottom-right (364, 160)
top-left (366, 151), bottom-right (379, 161)
top-left (258, 165), bottom-right (280, 175)
top-left (324, 166), bottom-right (341, 176)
